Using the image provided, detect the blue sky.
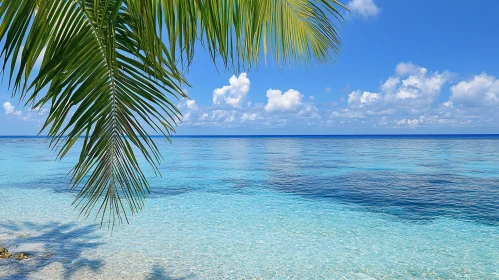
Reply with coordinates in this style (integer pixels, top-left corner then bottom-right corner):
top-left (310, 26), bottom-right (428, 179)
top-left (2, 0), bottom-right (499, 135)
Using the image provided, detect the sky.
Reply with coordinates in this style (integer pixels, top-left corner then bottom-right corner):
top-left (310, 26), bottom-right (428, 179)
top-left (2, 0), bottom-right (499, 135)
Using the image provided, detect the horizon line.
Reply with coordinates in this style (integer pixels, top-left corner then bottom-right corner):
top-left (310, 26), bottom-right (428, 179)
top-left (2, 133), bottom-right (499, 138)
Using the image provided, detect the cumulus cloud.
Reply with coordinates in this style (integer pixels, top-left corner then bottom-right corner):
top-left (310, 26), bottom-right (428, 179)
top-left (3, 102), bottom-right (15, 114)
top-left (200, 113), bottom-right (209, 121)
top-left (396, 118), bottom-right (419, 128)
top-left (179, 85), bottom-right (317, 129)
top-left (185, 99), bottom-right (197, 110)
top-left (2, 102), bottom-right (22, 116)
top-left (213, 73), bottom-right (250, 108)
top-left (347, 0), bottom-right (381, 18)
top-left (395, 61), bottom-right (420, 76)
top-left (330, 62), bottom-right (461, 130)
top-left (177, 98), bottom-right (199, 122)
top-left (381, 77), bottom-right (400, 93)
top-left (264, 89), bottom-right (303, 113)
top-left (178, 98), bottom-right (198, 110)
top-left (450, 73), bottom-right (499, 107)
top-left (345, 62), bottom-right (451, 114)
top-left (348, 90), bottom-right (381, 108)
top-left (211, 110), bottom-right (236, 123)
top-left (396, 119), bottom-right (407, 126)
top-left (408, 119), bottom-right (419, 128)
top-left (384, 62), bottom-right (452, 107)
top-left (298, 103), bottom-right (320, 118)
top-left (178, 62), bottom-right (499, 132)
top-left (2, 101), bottom-right (50, 127)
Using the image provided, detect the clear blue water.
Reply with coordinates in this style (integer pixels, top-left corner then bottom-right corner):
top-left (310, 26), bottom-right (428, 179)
top-left (1, 136), bottom-right (498, 279)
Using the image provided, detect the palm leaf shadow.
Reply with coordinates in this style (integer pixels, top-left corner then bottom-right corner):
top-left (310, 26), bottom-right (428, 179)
top-left (0, 221), bottom-right (103, 279)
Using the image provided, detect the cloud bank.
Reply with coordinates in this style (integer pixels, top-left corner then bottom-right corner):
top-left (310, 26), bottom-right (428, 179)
top-left (176, 62), bottom-right (499, 132)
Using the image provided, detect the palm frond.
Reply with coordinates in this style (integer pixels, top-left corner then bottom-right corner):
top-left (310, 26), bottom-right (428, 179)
top-left (0, 0), bottom-right (345, 227)
top-left (1, 0), bottom-right (186, 227)
top-left (158, 0), bottom-right (346, 71)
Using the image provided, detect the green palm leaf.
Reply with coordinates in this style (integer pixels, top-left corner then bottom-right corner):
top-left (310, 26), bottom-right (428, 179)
top-left (0, 0), bottom-right (345, 227)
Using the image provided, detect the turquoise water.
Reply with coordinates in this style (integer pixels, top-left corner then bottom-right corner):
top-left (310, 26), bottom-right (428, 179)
top-left (1, 136), bottom-right (498, 279)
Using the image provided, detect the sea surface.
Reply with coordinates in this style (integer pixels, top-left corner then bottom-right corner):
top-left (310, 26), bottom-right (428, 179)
top-left (0, 135), bottom-right (498, 279)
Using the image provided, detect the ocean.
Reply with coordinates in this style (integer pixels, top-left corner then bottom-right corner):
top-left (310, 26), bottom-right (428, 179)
top-left (1, 135), bottom-right (498, 279)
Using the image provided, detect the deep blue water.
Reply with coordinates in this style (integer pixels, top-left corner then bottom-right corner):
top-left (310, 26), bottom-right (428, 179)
top-left (1, 136), bottom-right (498, 279)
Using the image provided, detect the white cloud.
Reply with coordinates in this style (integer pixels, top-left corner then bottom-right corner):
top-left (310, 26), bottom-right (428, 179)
top-left (407, 119), bottom-right (419, 127)
top-left (178, 98), bottom-right (198, 110)
top-left (178, 99), bottom-right (198, 123)
top-left (328, 62), bottom-right (459, 129)
top-left (213, 73), bottom-right (250, 108)
top-left (31, 107), bottom-right (48, 117)
top-left (347, 0), bottom-right (381, 18)
top-left (298, 103), bottom-right (320, 118)
top-left (396, 119), bottom-right (407, 126)
top-left (396, 118), bottom-right (419, 128)
top-left (348, 90), bottom-right (381, 108)
top-left (177, 62), bottom-right (499, 132)
top-left (2, 102), bottom-right (50, 126)
top-left (342, 62), bottom-right (451, 115)
top-left (3, 102), bottom-right (15, 114)
top-left (241, 113), bottom-right (260, 121)
top-left (378, 116), bottom-right (389, 126)
top-left (264, 89), bottom-right (303, 113)
top-left (450, 73), bottom-right (499, 107)
top-left (2, 102), bottom-right (22, 116)
top-left (395, 62), bottom-right (419, 76)
top-left (331, 109), bottom-right (366, 119)
top-left (185, 99), bottom-right (197, 110)
top-left (384, 62), bottom-right (452, 107)
top-left (181, 112), bottom-right (192, 121)
top-left (381, 77), bottom-right (400, 94)
top-left (211, 110), bottom-right (237, 123)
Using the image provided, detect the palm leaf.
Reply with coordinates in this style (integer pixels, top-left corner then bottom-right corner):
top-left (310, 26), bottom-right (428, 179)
top-left (0, 0), bottom-right (345, 227)
top-left (157, 0), bottom-right (346, 70)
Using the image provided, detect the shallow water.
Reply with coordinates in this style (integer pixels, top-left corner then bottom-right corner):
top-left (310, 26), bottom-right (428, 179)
top-left (1, 136), bottom-right (498, 279)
